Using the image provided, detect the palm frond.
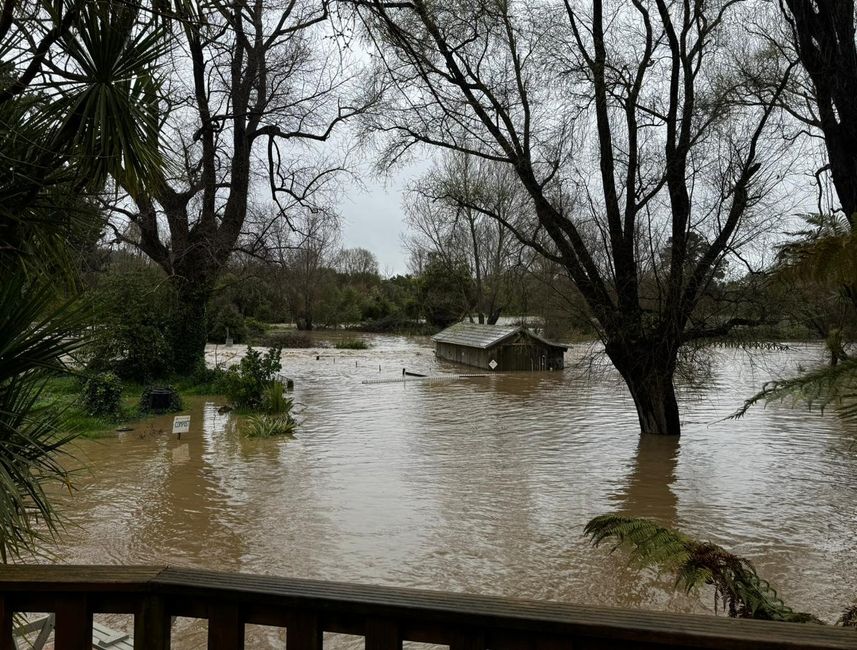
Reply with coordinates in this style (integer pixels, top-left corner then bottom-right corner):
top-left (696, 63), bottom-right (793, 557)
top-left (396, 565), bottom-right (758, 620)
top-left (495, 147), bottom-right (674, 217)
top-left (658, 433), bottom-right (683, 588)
top-left (0, 272), bottom-right (87, 562)
top-left (53, 0), bottom-right (168, 194)
top-left (0, 374), bottom-right (76, 563)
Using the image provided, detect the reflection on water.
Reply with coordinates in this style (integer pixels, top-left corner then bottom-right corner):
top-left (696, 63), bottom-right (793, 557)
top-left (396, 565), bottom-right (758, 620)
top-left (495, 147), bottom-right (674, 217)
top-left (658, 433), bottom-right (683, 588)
top-left (612, 434), bottom-right (680, 526)
top-left (48, 336), bottom-right (857, 643)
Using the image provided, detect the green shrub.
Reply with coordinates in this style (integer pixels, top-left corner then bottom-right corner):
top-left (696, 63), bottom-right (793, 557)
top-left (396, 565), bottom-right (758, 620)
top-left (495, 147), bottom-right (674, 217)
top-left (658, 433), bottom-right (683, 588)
top-left (243, 412), bottom-right (296, 438)
top-left (186, 365), bottom-right (226, 395)
top-left (86, 268), bottom-right (176, 382)
top-left (222, 347), bottom-right (282, 409)
top-left (81, 372), bottom-right (123, 417)
top-left (139, 385), bottom-right (183, 414)
top-left (256, 331), bottom-right (312, 348)
top-left (245, 317), bottom-right (267, 339)
top-left (207, 303), bottom-right (247, 343)
top-left (334, 338), bottom-right (369, 350)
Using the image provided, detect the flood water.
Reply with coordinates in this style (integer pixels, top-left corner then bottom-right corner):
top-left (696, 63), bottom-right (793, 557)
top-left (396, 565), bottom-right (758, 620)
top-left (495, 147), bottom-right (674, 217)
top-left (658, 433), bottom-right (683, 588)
top-left (46, 335), bottom-right (857, 645)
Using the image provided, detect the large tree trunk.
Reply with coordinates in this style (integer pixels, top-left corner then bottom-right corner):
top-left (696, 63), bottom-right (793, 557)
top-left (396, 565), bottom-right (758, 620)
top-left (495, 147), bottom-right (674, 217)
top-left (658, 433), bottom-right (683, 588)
top-left (605, 340), bottom-right (681, 436)
top-left (170, 276), bottom-right (213, 373)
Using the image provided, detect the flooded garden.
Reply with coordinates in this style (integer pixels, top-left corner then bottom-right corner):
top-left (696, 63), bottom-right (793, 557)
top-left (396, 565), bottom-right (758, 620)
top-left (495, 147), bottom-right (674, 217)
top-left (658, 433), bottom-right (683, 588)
top-left (45, 335), bottom-right (857, 646)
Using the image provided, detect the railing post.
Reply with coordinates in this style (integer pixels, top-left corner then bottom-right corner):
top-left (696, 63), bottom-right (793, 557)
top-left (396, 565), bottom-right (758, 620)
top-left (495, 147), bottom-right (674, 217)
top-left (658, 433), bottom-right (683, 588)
top-left (208, 603), bottom-right (244, 650)
top-left (450, 629), bottom-right (485, 650)
top-left (0, 596), bottom-right (13, 650)
top-left (287, 612), bottom-right (322, 650)
top-left (365, 618), bottom-right (401, 650)
top-left (135, 595), bottom-right (171, 650)
top-left (54, 596), bottom-right (92, 650)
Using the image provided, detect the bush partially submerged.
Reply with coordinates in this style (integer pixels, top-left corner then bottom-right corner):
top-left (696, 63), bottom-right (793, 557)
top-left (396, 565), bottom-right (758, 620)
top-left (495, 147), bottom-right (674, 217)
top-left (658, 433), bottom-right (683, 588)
top-left (242, 379), bottom-right (298, 437)
top-left (81, 372), bottom-right (123, 417)
top-left (243, 412), bottom-right (296, 438)
top-left (222, 347), bottom-right (282, 409)
top-left (264, 381), bottom-right (290, 414)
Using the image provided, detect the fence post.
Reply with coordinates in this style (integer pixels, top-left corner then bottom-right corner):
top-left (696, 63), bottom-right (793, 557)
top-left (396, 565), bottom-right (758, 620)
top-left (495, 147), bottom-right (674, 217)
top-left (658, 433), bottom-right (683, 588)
top-left (365, 618), bottom-right (401, 650)
top-left (135, 596), bottom-right (171, 650)
top-left (208, 603), bottom-right (244, 650)
top-left (54, 596), bottom-right (92, 650)
top-left (287, 612), bottom-right (322, 650)
top-left (0, 596), bottom-right (13, 650)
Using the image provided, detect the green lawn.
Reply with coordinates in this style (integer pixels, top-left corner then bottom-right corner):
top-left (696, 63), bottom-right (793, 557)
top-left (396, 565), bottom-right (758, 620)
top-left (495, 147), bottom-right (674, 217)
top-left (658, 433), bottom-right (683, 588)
top-left (37, 374), bottom-right (226, 439)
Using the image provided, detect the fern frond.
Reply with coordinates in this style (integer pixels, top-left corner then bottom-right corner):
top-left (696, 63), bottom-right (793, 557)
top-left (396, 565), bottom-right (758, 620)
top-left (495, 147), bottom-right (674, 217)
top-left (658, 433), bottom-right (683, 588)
top-left (732, 357), bottom-right (857, 419)
top-left (838, 605), bottom-right (857, 628)
top-left (584, 515), bottom-right (692, 574)
top-left (584, 515), bottom-right (816, 622)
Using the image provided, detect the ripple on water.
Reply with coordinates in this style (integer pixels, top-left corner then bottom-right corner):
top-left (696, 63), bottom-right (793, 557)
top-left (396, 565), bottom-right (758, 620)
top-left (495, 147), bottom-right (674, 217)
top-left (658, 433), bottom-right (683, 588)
top-left (47, 337), bottom-right (857, 639)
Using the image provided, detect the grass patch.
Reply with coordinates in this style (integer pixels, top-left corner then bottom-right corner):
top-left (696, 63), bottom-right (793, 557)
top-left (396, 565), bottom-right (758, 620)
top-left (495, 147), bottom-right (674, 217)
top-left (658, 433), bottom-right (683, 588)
top-left (37, 376), bottom-right (149, 438)
top-left (38, 373), bottom-right (228, 439)
top-left (334, 338), bottom-right (369, 350)
top-left (346, 317), bottom-right (438, 335)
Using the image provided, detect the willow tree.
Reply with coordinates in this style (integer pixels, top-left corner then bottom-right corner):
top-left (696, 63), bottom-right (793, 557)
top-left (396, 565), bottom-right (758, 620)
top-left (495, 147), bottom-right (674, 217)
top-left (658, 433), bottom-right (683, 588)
top-left (353, 0), bottom-right (794, 435)
top-left (104, 0), bottom-right (369, 369)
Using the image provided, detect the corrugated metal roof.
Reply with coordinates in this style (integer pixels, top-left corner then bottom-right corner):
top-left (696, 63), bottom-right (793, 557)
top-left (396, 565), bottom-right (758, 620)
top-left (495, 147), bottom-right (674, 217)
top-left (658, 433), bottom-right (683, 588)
top-left (432, 322), bottom-right (567, 350)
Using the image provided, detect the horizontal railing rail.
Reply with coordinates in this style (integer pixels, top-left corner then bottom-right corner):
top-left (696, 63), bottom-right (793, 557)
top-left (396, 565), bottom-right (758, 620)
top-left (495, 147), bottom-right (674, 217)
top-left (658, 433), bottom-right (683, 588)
top-left (0, 565), bottom-right (854, 649)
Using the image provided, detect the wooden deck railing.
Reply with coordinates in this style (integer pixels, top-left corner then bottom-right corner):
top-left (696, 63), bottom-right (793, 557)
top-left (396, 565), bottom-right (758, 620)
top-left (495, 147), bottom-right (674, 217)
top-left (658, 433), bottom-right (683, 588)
top-left (0, 565), bottom-right (854, 650)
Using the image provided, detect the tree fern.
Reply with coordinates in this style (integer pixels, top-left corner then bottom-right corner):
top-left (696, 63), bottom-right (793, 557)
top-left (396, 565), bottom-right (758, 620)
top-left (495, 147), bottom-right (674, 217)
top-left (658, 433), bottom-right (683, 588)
top-left (584, 515), bottom-right (817, 621)
top-left (733, 357), bottom-right (857, 420)
top-left (734, 213), bottom-right (857, 421)
top-left (839, 605), bottom-right (857, 628)
top-left (777, 214), bottom-right (857, 291)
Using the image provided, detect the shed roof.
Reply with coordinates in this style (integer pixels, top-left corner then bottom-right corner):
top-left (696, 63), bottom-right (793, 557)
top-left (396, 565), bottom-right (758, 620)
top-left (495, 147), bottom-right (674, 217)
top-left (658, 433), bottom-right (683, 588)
top-left (432, 322), bottom-right (567, 350)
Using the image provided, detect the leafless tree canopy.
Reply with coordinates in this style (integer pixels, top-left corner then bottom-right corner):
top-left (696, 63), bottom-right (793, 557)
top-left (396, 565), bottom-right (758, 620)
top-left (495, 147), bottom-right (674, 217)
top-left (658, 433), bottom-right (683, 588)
top-left (405, 151), bottom-right (531, 323)
top-left (351, 0), bottom-right (800, 434)
top-left (100, 0), bottom-right (372, 365)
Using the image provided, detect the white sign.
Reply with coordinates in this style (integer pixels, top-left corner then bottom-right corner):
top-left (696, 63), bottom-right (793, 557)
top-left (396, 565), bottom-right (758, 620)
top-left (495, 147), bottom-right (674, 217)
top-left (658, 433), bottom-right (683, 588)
top-left (488, 359), bottom-right (498, 370)
top-left (172, 416), bottom-right (191, 435)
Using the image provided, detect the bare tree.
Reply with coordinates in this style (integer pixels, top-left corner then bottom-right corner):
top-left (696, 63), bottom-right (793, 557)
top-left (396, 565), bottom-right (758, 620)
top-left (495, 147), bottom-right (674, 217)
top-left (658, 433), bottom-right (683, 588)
top-left (405, 152), bottom-right (529, 324)
top-left (263, 208), bottom-right (341, 330)
top-left (336, 247), bottom-right (379, 277)
top-left (103, 0), bottom-right (370, 368)
top-left (352, 0), bottom-right (795, 435)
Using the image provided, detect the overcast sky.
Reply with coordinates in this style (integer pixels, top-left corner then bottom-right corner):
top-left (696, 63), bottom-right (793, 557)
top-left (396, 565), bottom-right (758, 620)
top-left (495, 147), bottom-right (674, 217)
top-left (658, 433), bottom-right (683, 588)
top-left (337, 159), bottom-right (428, 277)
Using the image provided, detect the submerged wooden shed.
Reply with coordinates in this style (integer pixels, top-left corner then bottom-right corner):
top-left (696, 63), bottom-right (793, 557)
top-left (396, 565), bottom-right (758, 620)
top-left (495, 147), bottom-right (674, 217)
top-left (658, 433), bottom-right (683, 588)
top-left (432, 323), bottom-right (567, 371)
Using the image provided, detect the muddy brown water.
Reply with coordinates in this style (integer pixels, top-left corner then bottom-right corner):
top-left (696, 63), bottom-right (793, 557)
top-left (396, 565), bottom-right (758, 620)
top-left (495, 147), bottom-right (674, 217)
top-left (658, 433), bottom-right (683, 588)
top-left (41, 335), bottom-right (857, 646)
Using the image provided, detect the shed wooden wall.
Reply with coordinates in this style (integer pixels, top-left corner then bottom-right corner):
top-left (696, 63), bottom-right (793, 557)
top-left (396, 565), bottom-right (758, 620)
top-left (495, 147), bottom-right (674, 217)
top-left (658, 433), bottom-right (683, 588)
top-left (435, 342), bottom-right (491, 369)
top-left (435, 339), bottom-right (565, 371)
top-left (497, 342), bottom-right (565, 371)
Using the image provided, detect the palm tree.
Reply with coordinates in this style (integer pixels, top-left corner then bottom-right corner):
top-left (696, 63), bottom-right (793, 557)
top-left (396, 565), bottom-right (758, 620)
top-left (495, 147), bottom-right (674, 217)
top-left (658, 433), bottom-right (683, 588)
top-left (0, 0), bottom-right (166, 562)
